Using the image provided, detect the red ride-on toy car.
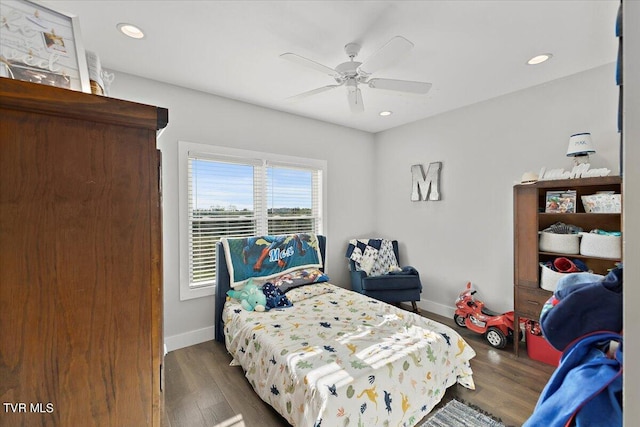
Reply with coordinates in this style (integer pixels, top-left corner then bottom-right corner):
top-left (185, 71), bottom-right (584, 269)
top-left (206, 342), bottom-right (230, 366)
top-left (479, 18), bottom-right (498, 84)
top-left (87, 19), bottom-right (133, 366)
top-left (454, 282), bottom-right (516, 349)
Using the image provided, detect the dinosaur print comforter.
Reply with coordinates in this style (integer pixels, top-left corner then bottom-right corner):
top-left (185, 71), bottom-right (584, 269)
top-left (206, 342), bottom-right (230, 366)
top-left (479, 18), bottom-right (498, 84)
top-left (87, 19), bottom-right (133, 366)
top-left (223, 283), bottom-right (476, 427)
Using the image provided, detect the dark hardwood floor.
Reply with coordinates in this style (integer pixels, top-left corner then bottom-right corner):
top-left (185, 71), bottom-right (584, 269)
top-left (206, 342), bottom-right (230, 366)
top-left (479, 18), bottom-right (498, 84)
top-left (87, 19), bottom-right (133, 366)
top-left (162, 308), bottom-right (555, 427)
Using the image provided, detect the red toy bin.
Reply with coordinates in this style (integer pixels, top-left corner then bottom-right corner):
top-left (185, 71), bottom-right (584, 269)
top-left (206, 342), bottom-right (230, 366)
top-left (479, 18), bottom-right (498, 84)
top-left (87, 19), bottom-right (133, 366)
top-left (525, 319), bottom-right (562, 366)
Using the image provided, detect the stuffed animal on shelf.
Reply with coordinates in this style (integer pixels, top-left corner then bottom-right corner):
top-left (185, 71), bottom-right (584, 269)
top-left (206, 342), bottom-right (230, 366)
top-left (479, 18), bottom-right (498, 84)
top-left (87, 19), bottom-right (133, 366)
top-left (227, 280), bottom-right (267, 312)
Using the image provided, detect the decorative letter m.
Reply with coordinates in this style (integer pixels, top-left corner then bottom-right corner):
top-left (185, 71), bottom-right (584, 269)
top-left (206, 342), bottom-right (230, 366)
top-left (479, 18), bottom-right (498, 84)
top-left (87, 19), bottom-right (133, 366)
top-left (411, 162), bottom-right (441, 201)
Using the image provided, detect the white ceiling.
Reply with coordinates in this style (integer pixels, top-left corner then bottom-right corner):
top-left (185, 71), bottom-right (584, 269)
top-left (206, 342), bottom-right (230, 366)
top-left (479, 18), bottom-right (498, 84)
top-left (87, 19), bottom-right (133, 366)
top-left (52, 0), bottom-right (619, 133)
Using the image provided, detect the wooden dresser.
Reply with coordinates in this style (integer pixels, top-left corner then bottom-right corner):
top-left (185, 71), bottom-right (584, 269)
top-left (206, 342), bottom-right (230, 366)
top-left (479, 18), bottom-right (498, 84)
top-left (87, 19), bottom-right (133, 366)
top-left (513, 176), bottom-right (622, 355)
top-left (0, 78), bottom-right (167, 426)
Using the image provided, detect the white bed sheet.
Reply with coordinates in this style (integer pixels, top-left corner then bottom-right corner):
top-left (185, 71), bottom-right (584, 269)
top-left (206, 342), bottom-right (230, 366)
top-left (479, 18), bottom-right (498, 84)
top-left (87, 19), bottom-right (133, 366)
top-left (223, 283), bottom-right (475, 427)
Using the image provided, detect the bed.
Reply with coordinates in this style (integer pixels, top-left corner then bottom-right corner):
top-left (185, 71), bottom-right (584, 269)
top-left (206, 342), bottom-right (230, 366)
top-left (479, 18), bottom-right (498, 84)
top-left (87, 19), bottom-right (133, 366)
top-left (215, 235), bottom-right (476, 427)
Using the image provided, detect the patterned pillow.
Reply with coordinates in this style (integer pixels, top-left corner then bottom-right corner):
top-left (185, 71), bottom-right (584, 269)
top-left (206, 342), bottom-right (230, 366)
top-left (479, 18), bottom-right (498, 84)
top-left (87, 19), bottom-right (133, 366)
top-left (286, 283), bottom-right (335, 303)
top-left (272, 268), bottom-right (329, 293)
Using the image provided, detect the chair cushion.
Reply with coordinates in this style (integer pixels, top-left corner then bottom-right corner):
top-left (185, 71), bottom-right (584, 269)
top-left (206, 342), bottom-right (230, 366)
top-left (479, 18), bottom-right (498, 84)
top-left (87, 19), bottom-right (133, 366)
top-left (361, 274), bottom-right (421, 292)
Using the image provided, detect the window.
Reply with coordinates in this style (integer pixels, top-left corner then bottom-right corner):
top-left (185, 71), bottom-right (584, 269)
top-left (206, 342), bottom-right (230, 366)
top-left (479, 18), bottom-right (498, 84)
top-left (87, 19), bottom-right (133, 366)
top-left (179, 141), bottom-right (325, 300)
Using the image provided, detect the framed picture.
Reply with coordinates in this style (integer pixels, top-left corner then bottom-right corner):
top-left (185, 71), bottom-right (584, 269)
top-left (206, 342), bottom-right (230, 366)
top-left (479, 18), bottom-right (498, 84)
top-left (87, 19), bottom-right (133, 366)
top-left (0, 0), bottom-right (90, 93)
top-left (545, 190), bottom-right (577, 213)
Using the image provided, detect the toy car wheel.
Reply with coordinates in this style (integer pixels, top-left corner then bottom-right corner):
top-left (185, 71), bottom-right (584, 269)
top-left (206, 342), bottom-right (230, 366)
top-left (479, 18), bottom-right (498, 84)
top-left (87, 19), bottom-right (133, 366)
top-left (486, 327), bottom-right (507, 348)
top-left (454, 314), bottom-right (467, 328)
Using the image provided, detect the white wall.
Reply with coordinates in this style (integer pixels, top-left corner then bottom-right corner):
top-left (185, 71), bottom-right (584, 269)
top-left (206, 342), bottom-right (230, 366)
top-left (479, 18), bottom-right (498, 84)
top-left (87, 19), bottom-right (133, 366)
top-left (107, 62), bottom-right (624, 354)
top-left (374, 64), bottom-right (619, 316)
top-left (93, 10), bottom-right (638, 418)
top-left (107, 73), bottom-right (376, 351)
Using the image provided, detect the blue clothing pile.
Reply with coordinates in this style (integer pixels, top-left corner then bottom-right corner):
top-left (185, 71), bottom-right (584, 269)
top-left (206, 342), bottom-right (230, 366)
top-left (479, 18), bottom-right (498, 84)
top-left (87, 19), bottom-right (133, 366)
top-left (540, 268), bottom-right (622, 352)
top-left (524, 267), bottom-right (623, 426)
top-left (523, 332), bottom-right (622, 427)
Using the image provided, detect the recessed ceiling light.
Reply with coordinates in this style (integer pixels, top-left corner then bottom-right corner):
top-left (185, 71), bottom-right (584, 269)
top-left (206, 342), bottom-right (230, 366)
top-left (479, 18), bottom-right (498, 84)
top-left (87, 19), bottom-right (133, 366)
top-left (527, 53), bottom-right (553, 65)
top-left (117, 23), bottom-right (145, 39)
top-left (379, 111), bottom-right (393, 116)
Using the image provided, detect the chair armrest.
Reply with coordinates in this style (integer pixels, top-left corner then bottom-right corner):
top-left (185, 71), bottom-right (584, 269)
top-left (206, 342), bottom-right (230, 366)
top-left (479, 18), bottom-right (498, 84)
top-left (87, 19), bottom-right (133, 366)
top-left (389, 265), bottom-right (420, 276)
top-left (350, 269), bottom-right (368, 293)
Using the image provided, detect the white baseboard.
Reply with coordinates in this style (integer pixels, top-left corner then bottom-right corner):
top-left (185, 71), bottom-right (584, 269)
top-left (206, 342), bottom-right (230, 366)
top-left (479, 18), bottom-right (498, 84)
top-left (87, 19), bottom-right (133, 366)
top-left (165, 326), bottom-right (215, 352)
top-left (417, 298), bottom-right (455, 319)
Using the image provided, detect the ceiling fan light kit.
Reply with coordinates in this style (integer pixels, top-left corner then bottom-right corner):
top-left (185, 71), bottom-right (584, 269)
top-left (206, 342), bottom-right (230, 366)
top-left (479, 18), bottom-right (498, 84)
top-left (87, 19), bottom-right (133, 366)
top-left (344, 42), bottom-right (361, 59)
top-left (281, 35), bottom-right (431, 113)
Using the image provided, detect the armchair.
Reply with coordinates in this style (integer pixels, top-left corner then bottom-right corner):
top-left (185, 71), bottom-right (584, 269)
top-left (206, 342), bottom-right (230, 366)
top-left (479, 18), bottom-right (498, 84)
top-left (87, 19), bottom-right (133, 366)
top-left (347, 240), bottom-right (422, 312)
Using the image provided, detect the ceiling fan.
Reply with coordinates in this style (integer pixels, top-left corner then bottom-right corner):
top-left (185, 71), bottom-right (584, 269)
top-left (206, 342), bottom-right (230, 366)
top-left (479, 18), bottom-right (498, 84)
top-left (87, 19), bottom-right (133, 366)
top-left (280, 36), bottom-right (431, 113)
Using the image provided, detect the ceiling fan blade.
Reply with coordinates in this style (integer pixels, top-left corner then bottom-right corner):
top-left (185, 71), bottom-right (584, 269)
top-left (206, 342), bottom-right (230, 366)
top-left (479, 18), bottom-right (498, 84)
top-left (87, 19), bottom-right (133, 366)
top-left (347, 87), bottom-right (364, 113)
top-left (280, 53), bottom-right (340, 77)
top-left (286, 84), bottom-right (342, 102)
top-left (368, 78), bottom-right (432, 94)
top-left (357, 36), bottom-right (414, 76)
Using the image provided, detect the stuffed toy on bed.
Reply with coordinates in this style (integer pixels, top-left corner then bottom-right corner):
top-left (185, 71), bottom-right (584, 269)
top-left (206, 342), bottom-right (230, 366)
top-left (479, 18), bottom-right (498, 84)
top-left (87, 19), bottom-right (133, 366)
top-left (227, 280), bottom-right (267, 312)
top-left (262, 282), bottom-right (292, 310)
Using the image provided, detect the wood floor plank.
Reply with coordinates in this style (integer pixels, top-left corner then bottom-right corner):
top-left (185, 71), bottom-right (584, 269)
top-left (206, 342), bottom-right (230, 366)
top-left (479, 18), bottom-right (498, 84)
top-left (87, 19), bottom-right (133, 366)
top-left (163, 350), bottom-right (208, 427)
top-left (162, 309), bottom-right (555, 427)
top-left (206, 342), bottom-right (288, 426)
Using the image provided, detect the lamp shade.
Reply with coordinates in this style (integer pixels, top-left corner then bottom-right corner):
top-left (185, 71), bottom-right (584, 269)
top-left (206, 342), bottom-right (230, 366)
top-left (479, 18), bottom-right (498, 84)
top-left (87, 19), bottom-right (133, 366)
top-left (567, 133), bottom-right (596, 157)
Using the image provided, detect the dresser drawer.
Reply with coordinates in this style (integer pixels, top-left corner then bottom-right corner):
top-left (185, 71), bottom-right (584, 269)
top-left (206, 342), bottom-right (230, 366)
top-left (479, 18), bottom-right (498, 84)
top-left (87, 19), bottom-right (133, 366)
top-left (515, 287), bottom-right (551, 320)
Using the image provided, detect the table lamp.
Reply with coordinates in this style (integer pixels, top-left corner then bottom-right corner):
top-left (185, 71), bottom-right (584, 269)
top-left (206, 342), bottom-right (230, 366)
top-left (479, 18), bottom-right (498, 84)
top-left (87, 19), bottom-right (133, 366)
top-left (567, 133), bottom-right (595, 165)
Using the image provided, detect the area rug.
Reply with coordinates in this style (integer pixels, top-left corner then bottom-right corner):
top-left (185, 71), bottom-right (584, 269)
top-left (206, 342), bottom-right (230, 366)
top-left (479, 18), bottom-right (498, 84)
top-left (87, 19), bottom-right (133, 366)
top-left (420, 399), bottom-right (506, 427)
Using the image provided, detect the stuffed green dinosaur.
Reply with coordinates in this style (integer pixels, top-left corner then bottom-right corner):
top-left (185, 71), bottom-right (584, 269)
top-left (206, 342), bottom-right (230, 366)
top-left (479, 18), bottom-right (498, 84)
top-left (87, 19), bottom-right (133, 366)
top-left (226, 280), bottom-right (266, 312)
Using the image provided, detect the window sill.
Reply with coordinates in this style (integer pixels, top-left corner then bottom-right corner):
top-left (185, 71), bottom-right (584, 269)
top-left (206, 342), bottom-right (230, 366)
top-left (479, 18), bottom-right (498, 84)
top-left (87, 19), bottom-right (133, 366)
top-left (180, 283), bottom-right (215, 301)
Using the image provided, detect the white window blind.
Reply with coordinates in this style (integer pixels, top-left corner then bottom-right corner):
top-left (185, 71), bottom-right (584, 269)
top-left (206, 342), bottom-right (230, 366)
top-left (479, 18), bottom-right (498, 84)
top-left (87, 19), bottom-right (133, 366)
top-left (184, 150), bottom-right (323, 293)
top-left (266, 164), bottom-right (321, 235)
top-left (188, 156), bottom-right (258, 287)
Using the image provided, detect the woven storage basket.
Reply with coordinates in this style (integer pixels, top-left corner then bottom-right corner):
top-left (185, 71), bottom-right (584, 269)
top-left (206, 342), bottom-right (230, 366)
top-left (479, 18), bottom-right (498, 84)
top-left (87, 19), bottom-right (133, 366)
top-left (580, 233), bottom-right (622, 259)
top-left (539, 231), bottom-right (580, 254)
top-left (540, 264), bottom-right (570, 292)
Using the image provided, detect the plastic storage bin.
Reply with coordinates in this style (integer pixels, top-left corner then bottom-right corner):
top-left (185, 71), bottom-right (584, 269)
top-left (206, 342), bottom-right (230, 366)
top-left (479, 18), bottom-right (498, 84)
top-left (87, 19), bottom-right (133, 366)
top-left (526, 320), bottom-right (562, 366)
